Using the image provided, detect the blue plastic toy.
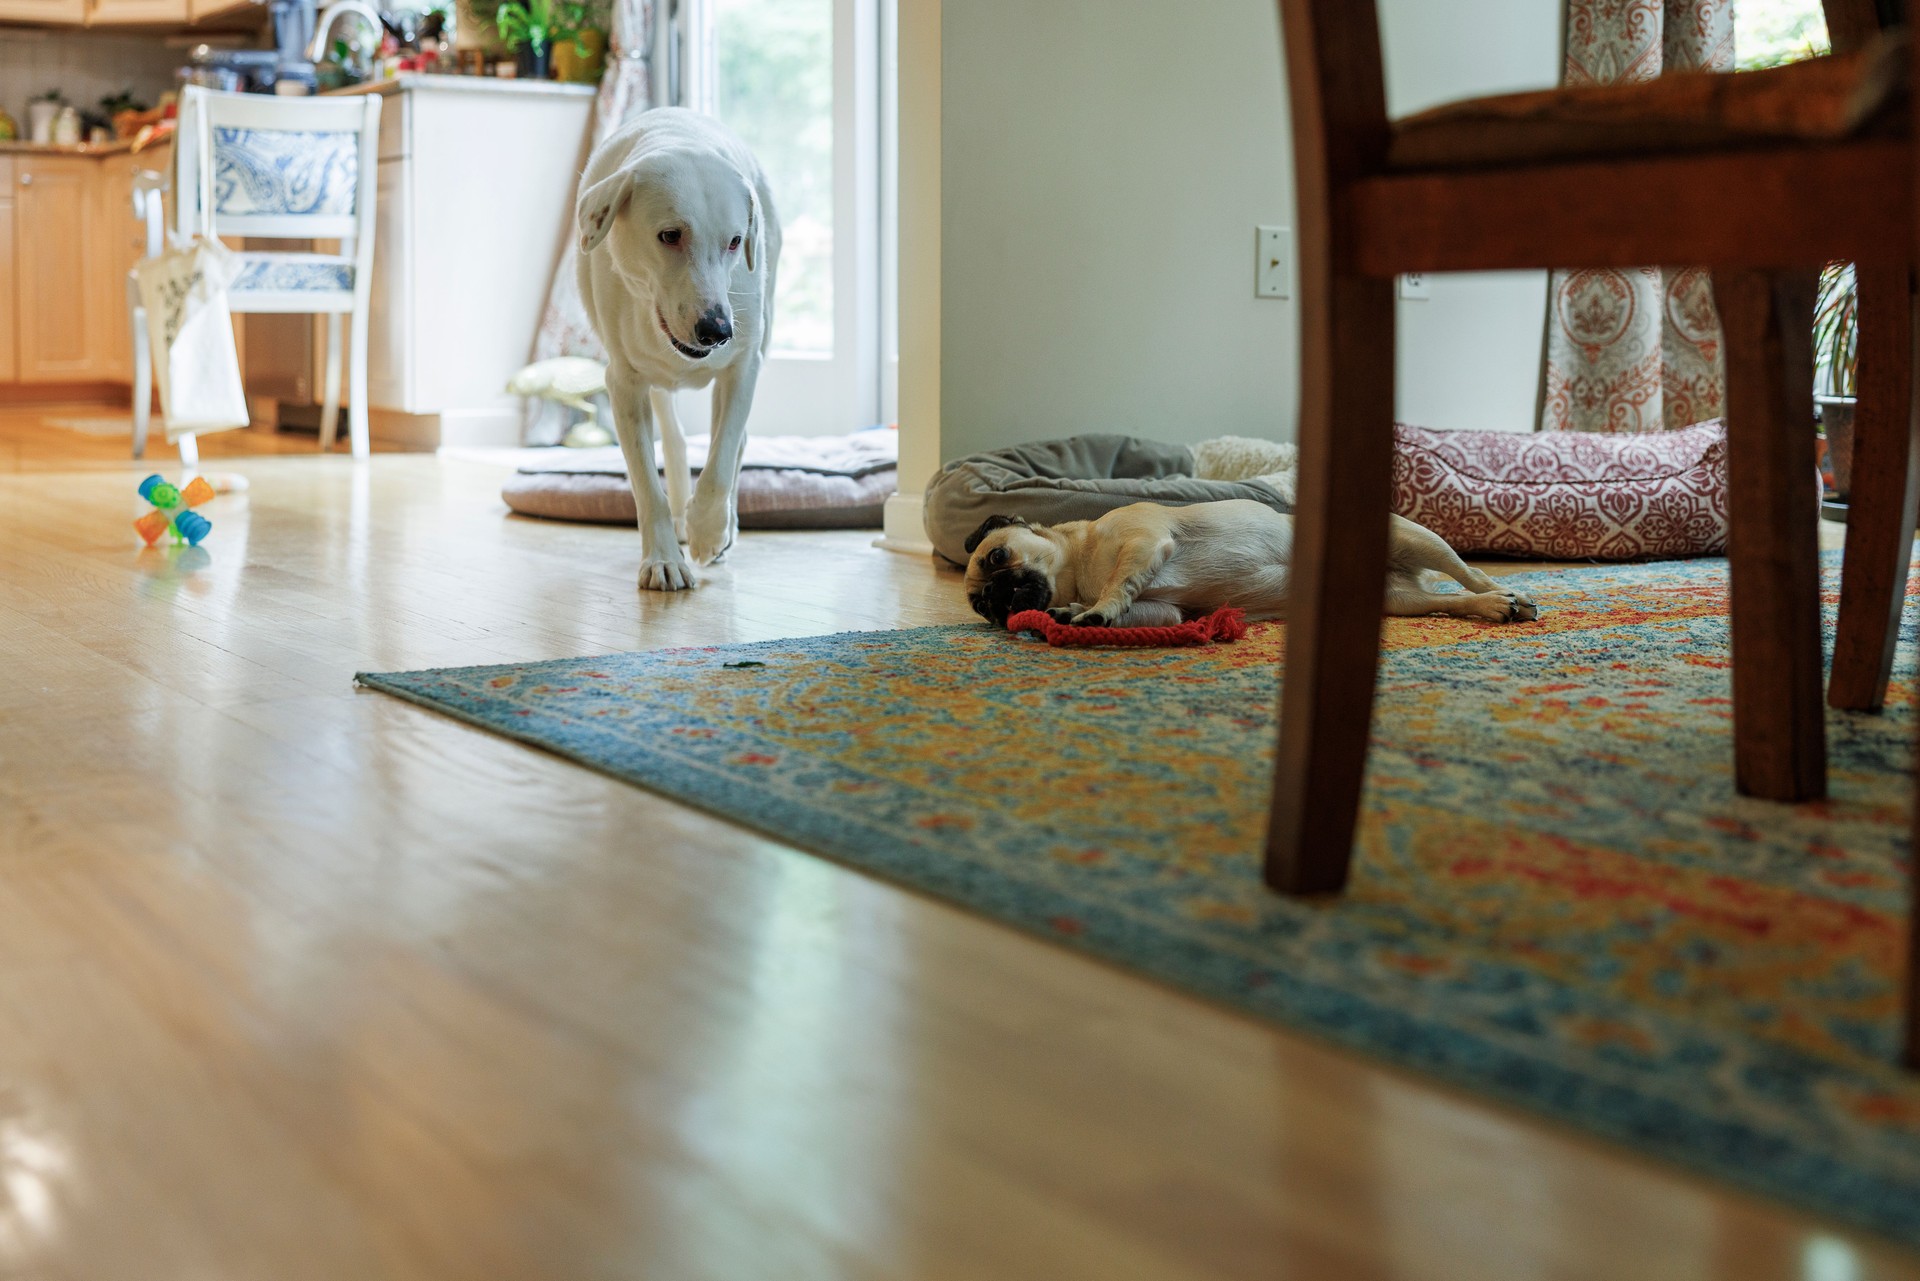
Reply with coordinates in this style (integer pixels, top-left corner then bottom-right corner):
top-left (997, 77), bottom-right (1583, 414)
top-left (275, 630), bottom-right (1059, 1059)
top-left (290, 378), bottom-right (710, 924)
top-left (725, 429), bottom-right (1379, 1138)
top-left (136, 474), bottom-right (214, 547)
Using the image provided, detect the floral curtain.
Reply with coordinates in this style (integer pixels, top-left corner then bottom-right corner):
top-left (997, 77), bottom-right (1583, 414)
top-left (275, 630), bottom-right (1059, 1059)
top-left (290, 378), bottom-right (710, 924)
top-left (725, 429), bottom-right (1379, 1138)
top-left (1541, 0), bottom-right (1733, 433)
top-left (522, 0), bottom-right (655, 444)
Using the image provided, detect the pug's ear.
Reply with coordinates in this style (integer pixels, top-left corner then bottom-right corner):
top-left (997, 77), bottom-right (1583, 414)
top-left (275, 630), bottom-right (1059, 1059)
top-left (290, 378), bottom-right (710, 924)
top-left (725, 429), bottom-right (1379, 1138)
top-left (964, 514), bottom-right (1028, 555)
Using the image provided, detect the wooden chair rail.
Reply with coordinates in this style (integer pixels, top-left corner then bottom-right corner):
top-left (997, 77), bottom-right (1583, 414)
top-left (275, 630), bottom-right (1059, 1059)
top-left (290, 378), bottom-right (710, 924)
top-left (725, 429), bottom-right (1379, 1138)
top-left (1348, 139), bottom-right (1912, 276)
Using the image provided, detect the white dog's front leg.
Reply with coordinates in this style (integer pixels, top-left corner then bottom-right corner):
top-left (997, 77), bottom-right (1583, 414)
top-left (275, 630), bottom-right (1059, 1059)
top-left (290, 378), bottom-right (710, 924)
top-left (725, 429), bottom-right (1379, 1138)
top-left (650, 386), bottom-right (692, 543)
top-left (609, 365), bottom-right (697, 591)
top-left (687, 357), bottom-right (761, 566)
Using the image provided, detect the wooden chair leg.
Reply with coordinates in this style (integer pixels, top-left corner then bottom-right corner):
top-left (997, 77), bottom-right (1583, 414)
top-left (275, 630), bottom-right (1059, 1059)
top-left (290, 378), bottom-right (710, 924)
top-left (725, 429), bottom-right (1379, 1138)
top-left (319, 312), bottom-right (345, 454)
top-left (347, 305), bottom-right (372, 462)
top-left (1831, 268), bottom-right (1918, 712)
top-left (130, 296), bottom-right (152, 461)
top-left (1715, 268), bottom-right (1828, 802)
top-left (1263, 275), bottom-right (1397, 895)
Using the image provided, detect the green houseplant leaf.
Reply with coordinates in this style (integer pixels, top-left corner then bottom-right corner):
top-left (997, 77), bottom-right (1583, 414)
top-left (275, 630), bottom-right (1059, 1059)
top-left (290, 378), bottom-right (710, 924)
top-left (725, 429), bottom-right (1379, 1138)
top-left (493, 0), bottom-right (567, 56)
top-left (1813, 261), bottom-right (1858, 400)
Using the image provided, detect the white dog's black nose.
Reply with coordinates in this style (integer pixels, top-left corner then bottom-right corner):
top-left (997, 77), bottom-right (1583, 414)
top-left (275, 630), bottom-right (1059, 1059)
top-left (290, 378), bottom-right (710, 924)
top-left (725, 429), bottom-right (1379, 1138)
top-left (694, 310), bottom-right (733, 348)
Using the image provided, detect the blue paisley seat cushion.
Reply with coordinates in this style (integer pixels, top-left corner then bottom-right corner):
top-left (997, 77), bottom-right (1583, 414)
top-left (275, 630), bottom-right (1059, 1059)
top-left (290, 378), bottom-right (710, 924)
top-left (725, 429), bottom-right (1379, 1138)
top-left (230, 253), bottom-right (354, 294)
top-left (211, 127), bottom-right (358, 217)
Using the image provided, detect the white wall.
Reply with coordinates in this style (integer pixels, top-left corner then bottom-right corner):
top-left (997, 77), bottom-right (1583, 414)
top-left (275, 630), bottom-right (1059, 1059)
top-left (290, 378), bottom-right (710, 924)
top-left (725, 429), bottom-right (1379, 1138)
top-left (930, 0), bottom-right (1563, 468)
top-left (940, 0), bottom-right (1294, 459)
top-left (1382, 0), bottom-right (1560, 433)
top-left (1, 31), bottom-right (180, 130)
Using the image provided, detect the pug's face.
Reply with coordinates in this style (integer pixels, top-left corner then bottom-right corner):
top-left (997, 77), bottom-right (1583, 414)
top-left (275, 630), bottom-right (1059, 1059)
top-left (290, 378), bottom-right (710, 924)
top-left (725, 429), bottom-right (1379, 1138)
top-left (963, 516), bottom-right (1061, 626)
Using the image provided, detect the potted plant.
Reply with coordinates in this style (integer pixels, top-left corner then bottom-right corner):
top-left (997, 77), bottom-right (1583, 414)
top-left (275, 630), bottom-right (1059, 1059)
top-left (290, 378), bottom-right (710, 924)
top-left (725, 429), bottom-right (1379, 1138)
top-left (1814, 260), bottom-right (1857, 505)
top-left (553, 1), bottom-right (607, 83)
top-left (99, 90), bottom-right (150, 140)
top-left (491, 0), bottom-right (570, 79)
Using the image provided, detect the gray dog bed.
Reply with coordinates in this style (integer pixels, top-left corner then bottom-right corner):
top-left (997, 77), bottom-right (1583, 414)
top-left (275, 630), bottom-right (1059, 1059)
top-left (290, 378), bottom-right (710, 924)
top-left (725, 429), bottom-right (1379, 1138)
top-left (923, 434), bottom-right (1293, 565)
top-left (502, 429), bottom-right (896, 530)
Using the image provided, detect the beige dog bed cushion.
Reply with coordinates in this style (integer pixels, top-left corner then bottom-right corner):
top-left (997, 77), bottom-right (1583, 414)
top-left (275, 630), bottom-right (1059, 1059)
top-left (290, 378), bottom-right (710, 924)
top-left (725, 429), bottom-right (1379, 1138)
top-left (502, 428), bottom-right (896, 529)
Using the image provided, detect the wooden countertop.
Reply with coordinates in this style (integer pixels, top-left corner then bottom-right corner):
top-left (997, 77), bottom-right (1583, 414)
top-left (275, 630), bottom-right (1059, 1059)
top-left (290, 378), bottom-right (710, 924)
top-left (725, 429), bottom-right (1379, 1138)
top-left (0, 76), bottom-right (586, 162)
top-left (0, 138), bottom-right (153, 157)
top-left (324, 73), bottom-right (596, 100)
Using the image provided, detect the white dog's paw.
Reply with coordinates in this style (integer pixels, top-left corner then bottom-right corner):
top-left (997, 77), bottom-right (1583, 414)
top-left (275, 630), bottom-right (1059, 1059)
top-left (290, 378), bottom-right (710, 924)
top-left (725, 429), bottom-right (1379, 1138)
top-left (687, 500), bottom-right (737, 567)
top-left (639, 551), bottom-right (699, 592)
top-left (674, 514), bottom-right (689, 544)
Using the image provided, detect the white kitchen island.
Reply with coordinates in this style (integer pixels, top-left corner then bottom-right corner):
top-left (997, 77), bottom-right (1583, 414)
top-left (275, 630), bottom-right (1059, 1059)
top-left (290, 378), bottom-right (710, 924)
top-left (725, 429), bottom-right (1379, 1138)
top-left (252, 75), bottom-right (596, 449)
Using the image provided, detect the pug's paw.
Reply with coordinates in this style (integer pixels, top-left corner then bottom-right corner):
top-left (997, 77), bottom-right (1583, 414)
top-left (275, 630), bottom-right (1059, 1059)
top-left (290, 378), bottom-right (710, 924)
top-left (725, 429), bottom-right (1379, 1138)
top-left (1046, 606), bottom-right (1080, 625)
top-left (1069, 609), bottom-right (1111, 628)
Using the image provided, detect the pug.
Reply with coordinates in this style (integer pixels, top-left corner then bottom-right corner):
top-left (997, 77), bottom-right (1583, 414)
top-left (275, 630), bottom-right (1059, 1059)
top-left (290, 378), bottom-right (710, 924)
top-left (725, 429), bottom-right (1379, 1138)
top-left (963, 500), bottom-right (1538, 628)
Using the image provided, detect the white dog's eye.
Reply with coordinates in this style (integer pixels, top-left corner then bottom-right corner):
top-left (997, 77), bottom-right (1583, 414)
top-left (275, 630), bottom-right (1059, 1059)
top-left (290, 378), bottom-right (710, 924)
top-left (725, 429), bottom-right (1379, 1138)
top-left (658, 228), bottom-right (683, 246)
top-left (728, 235), bottom-right (743, 251)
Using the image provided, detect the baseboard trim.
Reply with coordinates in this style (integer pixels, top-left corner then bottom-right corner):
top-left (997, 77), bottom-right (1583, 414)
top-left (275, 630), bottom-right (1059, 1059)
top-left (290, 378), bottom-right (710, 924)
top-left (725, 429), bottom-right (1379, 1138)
top-left (0, 382), bottom-right (126, 406)
top-left (875, 491), bottom-right (934, 556)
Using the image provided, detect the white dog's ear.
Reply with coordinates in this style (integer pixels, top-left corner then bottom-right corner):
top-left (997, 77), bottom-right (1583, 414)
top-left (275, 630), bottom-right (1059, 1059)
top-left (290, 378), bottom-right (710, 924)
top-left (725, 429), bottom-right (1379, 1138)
top-left (742, 176), bottom-right (762, 274)
top-left (577, 169), bottom-right (631, 254)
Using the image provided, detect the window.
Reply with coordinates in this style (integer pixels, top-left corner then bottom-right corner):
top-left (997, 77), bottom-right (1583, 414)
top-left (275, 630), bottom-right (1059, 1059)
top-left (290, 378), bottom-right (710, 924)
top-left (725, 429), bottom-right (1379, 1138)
top-left (669, 0), bottom-right (896, 438)
top-left (713, 0), bottom-right (836, 356)
top-left (1734, 0), bottom-right (1830, 69)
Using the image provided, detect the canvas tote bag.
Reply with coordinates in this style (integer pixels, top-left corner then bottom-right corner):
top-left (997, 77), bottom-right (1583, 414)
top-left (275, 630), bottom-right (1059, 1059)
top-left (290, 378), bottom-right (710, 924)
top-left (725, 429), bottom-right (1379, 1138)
top-left (134, 235), bottom-right (249, 441)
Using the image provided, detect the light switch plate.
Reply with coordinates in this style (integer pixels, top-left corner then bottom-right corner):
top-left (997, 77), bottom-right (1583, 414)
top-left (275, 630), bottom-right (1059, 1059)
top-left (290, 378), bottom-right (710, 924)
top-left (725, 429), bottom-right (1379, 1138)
top-left (1399, 272), bottom-right (1431, 301)
top-left (1256, 226), bottom-right (1290, 299)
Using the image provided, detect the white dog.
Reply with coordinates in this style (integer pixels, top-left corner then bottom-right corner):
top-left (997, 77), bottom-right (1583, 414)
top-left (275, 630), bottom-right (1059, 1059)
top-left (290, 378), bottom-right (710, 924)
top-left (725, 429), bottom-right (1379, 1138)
top-left (576, 107), bottom-right (781, 591)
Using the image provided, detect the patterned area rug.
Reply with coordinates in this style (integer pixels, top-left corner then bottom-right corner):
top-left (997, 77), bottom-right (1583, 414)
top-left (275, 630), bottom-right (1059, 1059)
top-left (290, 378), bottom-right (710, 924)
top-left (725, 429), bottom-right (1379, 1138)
top-left (358, 557), bottom-right (1919, 1243)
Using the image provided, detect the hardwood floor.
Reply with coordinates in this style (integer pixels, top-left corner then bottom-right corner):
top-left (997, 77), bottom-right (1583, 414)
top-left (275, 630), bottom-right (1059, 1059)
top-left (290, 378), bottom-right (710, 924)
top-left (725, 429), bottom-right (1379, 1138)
top-left (0, 405), bottom-right (1910, 1281)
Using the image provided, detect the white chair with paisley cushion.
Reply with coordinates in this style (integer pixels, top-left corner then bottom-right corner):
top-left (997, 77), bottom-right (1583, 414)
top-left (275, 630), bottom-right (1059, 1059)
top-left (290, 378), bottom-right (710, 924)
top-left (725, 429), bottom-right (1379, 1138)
top-left (131, 85), bottom-right (382, 461)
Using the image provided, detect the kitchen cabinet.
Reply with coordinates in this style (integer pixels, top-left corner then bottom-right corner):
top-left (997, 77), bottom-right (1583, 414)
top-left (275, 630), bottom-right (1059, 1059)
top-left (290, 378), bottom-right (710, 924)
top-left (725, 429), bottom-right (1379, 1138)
top-left (186, 0), bottom-right (251, 23)
top-left (14, 157), bottom-right (98, 382)
top-left (86, 0), bottom-right (188, 23)
top-left (91, 150), bottom-right (148, 380)
top-left (366, 156), bottom-right (409, 412)
top-left (0, 159), bottom-right (15, 385)
top-left (0, 142), bottom-right (169, 388)
top-left (0, 0), bottom-right (86, 22)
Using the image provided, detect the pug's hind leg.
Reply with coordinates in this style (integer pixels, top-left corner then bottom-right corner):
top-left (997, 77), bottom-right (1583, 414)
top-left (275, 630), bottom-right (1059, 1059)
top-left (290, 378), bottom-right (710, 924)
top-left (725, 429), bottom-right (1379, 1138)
top-left (1387, 515), bottom-right (1538, 621)
top-left (1386, 571), bottom-right (1537, 623)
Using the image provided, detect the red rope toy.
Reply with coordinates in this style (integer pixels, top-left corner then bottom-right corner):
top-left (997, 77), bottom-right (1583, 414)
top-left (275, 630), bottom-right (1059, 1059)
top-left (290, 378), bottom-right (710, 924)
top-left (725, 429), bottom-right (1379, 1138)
top-left (1005, 605), bottom-right (1249, 648)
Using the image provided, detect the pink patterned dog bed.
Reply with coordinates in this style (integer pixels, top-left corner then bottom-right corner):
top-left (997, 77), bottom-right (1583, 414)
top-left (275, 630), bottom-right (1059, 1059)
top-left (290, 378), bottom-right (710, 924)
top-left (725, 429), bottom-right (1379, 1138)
top-left (1391, 419), bottom-right (1728, 559)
